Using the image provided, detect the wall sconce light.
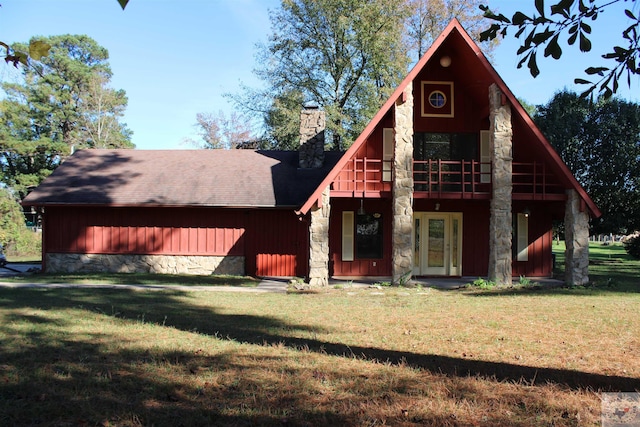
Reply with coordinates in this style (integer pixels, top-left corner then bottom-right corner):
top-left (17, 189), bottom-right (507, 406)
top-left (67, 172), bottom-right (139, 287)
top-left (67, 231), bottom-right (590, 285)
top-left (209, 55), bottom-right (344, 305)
top-left (358, 199), bottom-right (366, 215)
top-left (439, 55), bottom-right (452, 68)
top-left (523, 207), bottom-right (531, 218)
top-left (435, 203), bottom-right (440, 211)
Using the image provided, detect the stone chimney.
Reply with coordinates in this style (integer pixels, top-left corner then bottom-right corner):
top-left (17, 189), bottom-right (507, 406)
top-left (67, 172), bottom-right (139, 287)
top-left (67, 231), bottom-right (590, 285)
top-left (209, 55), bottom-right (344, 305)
top-left (299, 107), bottom-right (325, 168)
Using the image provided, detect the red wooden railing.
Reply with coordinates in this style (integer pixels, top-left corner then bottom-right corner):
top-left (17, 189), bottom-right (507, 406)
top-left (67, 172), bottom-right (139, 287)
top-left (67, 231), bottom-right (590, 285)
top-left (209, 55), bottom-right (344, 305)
top-left (332, 158), bottom-right (564, 199)
top-left (332, 157), bottom-right (390, 195)
top-left (413, 159), bottom-right (490, 197)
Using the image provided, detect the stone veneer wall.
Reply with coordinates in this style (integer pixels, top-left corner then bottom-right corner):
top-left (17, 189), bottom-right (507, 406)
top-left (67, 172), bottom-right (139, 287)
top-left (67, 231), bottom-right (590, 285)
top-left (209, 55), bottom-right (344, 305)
top-left (487, 83), bottom-right (513, 285)
top-left (46, 253), bottom-right (245, 276)
top-left (308, 186), bottom-right (331, 286)
top-left (391, 85), bottom-right (414, 284)
top-left (299, 108), bottom-right (326, 169)
top-left (564, 189), bottom-right (590, 285)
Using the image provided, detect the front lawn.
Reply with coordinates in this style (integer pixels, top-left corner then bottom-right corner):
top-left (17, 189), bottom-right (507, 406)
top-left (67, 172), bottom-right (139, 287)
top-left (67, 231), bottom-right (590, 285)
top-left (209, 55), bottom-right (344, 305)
top-left (553, 241), bottom-right (639, 292)
top-left (1, 276), bottom-right (639, 426)
top-left (1, 272), bottom-right (259, 287)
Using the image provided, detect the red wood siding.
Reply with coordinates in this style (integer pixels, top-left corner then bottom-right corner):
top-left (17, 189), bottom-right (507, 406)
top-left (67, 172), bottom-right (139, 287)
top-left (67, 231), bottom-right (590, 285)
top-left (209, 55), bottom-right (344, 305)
top-left (44, 206), bottom-right (310, 278)
top-left (45, 207), bottom-right (245, 255)
top-left (329, 198), bottom-right (392, 277)
top-left (332, 112), bottom-right (394, 196)
top-left (245, 210), bottom-right (309, 277)
top-left (512, 204), bottom-right (554, 278)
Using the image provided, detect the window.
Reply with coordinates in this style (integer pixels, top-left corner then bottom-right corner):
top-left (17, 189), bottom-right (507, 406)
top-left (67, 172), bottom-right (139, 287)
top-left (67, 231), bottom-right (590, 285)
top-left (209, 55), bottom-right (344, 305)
top-left (342, 211), bottom-right (384, 260)
top-left (382, 128), bottom-right (393, 181)
top-left (513, 213), bottom-right (529, 261)
top-left (428, 91), bottom-right (446, 108)
top-left (413, 133), bottom-right (478, 161)
top-left (421, 81), bottom-right (454, 117)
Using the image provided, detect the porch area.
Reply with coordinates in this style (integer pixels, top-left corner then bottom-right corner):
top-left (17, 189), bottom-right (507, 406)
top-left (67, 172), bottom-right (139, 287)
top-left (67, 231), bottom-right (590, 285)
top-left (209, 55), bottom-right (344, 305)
top-left (330, 158), bottom-right (567, 201)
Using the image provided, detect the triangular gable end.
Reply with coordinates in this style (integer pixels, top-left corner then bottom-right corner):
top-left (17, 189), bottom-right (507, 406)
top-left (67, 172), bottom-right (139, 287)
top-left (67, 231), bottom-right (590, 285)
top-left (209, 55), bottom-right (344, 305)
top-left (298, 18), bottom-right (600, 218)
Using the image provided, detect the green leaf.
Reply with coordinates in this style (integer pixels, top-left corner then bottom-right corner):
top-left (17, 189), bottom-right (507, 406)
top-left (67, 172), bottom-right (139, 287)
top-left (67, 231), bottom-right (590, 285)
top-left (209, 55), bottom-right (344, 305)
top-left (117, 0), bottom-right (129, 10)
top-left (574, 78), bottom-right (592, 84)
top-left (527, 52), bottom-right (540, 77)
top-left (512, 12), bottom-right (531, 25)
top-left (544, 35), bottom-right (562, 59)
top-left (535, 0), bottom-right (545, 17)
top-left (568, 31), bottom-right (578, 45)
top-left (584, 66), bottom-right (608, 75)
top-left (550, 0), bottom-right (574, 18)
top-left (579, 32), bottom-right (592, 52)
top-left (532, 29), bottom-right (554, 45)
top-left (624, 9), bottom-right (636, 20)
top-left (28, 40), bottom-right (51, 61)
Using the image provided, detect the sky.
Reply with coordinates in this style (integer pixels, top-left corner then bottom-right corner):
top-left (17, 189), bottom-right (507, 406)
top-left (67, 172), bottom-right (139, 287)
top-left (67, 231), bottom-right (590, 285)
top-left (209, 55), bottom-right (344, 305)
top-left (1, 0), bottom-right (638, 150)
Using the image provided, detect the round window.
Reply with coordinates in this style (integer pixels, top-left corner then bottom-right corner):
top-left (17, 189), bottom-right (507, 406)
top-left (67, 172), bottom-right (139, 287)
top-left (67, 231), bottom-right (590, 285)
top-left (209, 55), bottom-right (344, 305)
top-left (428, 90), bottom-right (446, 108)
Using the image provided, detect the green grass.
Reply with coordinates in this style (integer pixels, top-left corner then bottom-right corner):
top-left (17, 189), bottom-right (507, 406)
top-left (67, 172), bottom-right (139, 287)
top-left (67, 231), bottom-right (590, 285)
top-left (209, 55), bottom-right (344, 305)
top-left (0, 243), bottom-right (638, 425)
top-left (1, 272), bottom-right (259, 287)
top-left (552, 241), bottom-right (640, 292)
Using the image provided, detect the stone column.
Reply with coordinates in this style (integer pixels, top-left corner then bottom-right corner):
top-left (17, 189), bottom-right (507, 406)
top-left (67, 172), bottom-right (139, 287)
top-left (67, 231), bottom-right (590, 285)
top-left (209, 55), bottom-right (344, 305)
top-left (299, 108), bottom-right (326, 169)
top-left (308, 186), bottom-right (331, 287)
top-left (392, 85), bottom-right (414, 285)
top-left (565, 189), bottom-right (590, 285)
top-left (488, 84), bottom-right (513, 285)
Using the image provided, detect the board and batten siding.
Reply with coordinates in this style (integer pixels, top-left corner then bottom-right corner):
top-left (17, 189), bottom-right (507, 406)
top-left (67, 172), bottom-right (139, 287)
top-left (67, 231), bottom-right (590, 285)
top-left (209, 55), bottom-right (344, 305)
top-left (43, 206), bottom-right (308, 277)
top-left (44, 207), bottom-right (245, 256)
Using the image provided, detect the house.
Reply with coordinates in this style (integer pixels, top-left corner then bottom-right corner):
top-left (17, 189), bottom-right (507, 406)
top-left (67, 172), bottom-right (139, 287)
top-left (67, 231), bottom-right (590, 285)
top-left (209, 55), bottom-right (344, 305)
top-left (22, 20), bottom-right (600, 286)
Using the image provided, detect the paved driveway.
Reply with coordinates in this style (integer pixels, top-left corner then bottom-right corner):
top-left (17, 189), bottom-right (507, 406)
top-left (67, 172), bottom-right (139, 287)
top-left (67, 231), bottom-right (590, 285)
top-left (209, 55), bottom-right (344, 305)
top-left (0, 263), bottom-right (41, 277)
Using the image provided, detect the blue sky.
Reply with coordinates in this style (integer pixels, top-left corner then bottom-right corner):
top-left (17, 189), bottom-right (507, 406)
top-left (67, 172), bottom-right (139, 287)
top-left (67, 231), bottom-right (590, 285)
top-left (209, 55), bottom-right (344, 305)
top-left (1, 0), bottom-right (638, 150)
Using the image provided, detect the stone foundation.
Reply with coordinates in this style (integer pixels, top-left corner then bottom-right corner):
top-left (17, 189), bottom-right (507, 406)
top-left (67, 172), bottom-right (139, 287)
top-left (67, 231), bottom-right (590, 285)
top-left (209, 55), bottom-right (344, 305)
top-left (46, 253), bottom-right (245, 276)
top-left (564, 189), bottom-right (590, 285)
top-left (392, 84), bottom-right (414, 284)
top-left (487, 83), bottom-right (513, 285)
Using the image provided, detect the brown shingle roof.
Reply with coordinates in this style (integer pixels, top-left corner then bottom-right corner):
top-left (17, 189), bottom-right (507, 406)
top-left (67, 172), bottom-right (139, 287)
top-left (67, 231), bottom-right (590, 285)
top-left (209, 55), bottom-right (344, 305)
top-left (23, 149), bottom-right (341, 208)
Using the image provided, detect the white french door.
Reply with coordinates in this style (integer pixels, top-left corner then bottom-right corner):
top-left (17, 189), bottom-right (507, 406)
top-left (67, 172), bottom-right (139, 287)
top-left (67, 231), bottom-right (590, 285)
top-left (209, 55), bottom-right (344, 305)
top-left (413, 212), bottom-right (462, 276)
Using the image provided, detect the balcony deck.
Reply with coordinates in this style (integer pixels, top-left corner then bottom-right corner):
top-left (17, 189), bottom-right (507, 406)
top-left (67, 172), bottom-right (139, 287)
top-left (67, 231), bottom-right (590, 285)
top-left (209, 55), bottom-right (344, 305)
top-left (331, 158), bottom-right (567, 201)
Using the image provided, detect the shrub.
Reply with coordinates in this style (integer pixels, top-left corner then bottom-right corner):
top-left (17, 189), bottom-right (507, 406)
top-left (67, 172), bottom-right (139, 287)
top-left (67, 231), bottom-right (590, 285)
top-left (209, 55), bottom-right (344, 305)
top-left (622, 232), bottom-right (640, 259)
top-left (0, 188), bottom-right (42, 257)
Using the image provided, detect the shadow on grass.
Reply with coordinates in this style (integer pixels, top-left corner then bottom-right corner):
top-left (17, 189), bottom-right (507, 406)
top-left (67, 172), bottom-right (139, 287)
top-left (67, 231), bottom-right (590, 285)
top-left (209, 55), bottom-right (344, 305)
top-left (3, 272), bottom-right (259, 287)
top-left (0, 287), bottom-right (637, 426)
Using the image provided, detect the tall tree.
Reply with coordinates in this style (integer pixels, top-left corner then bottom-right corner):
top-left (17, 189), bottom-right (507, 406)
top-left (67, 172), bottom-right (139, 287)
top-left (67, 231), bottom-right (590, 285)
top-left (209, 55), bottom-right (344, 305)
top-left (186, 111), bottom-right (257, 150)
top-left (534, 91), bottom-right (640, 234)
top-left (232, 0), bottom-right (411, 150)
top-left (0, 34), bottom-right (133, 198)
top-left (480, 0), bottom-right (640, 98)
top-left (405, 0), bottom-right (497, 60)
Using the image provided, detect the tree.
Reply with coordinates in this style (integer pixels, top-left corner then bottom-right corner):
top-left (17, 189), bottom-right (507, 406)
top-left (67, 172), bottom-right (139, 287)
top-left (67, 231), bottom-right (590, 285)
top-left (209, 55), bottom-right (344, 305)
top-left (186, 111), bottom-right (257, 150)
top-left (405, 0), bottom-right (497, 60)
top-left (534, 90), bottom-right (640, 234)
top-left (0, 34), bottom-right (133, 197)
top-left (480, 0), bottom-right (640, 98)
top-left (0, 187), bottom-right (40, 256)
top-left (78, 73), bottom-right (133, 149)
top-left (232, 0), bottom-right (411, 150)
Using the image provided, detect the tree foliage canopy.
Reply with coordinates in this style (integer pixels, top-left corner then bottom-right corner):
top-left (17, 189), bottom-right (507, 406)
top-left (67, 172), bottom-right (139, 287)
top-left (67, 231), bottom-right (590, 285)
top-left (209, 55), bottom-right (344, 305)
top-left (480, 0), bottom-right (640, 98)
top-left (0, 34), bottom-right (133, 198)
top-left (229, 0), bottom-right (492, 150)
top-left (406, 0), bottom-right (495, 60)
top-left (244, 0), bottom-right (411, 150)
top-left (534, 91), bottom-right (640, 234)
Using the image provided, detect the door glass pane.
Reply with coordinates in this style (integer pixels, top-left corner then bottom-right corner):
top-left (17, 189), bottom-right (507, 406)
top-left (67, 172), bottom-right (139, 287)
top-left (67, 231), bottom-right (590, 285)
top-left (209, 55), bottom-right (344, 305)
top-left (428, 219), bottom-right (445, 268)
top-left (414, 218), bottom-right (421, 267)
top-left (452, 219), bottom-right (459, 268)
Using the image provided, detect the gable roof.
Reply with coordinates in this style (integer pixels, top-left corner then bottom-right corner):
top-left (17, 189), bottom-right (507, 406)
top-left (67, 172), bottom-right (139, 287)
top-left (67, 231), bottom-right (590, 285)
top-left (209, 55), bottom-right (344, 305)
top-left (23, 149), bottom-right (341, 208)
top-left (297, 19), bottom-right (601, 218)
